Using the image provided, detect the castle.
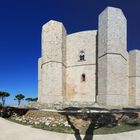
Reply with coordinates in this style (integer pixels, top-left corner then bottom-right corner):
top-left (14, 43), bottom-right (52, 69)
top-left (38, 7), bottom-right (140, 107)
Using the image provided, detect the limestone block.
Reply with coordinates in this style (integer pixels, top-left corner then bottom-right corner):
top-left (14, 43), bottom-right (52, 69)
top-left (41, 63), bottom-right (64, 103)
top-left (98, 7), bottom-right (127, 59)
top-left (98, 94), bottom-right (128, 106)
top-left (66, 65), bottom-right (96, 103)
top-left (38, 57), bottom-right (42, 81)
top-left (38, 7), bottom-right (134, 107)
top-left (136, 99), bottom-right (140, 106)
top-left (135, 77), bottom-right (140, 106)
top-left (40, 20), bottom-right (67, 104)
top-left (66, 30), bottom-right (97, 103)
top-left (129, 77), bottom-right (140, 106)
top-left (98, 7), bottom-right (128, 106)
top-left (98, 54), bottom-right (128, 106)
top-left (38, 81), bottom-right (42, 102)
top-left (38, 57), bottom-right (42, 102)
top-left (129, 77), bottom-right (136, 106)
top-left (106, 55), bottom-right (128, 96)
top-left (129, 50), bottom-right (140, 106)
top-left (134, 51), bottom-right (140, 76)
top-left (66, 30), bottom-right (97, 67)
top-left (42, 20), bottom-right (66, 63)
top-left (97, 55), bottom-right (107, 96)
top-left (129, 50), bottom-right (140, 76)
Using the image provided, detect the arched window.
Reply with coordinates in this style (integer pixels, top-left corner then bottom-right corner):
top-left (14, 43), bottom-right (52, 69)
top-left (81, 74), bottom-right (86, 82)
top-left (79, 50), bottom-right (85, 61)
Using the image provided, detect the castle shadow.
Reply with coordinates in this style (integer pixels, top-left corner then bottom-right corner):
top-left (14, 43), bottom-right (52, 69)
top-left (0, 106), bottom-right (38, 118)
top-left (60, 108), bottom-right (118, 140)
top-left (60, 107), bottom-right (140, 140)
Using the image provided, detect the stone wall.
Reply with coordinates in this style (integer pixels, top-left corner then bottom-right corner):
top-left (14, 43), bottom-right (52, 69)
top-left (40, 20), bottom-right (67, 103)
top-left (38, 7), bottom-right (140, 107)
top-left (129, 50), bottom-right (140, 106)
top-left (98, 7), bottom-right (128, 106)
top-left (66, 31), bottom-right (97, 102)
top-left (38, 57), bottom-right (42, 102)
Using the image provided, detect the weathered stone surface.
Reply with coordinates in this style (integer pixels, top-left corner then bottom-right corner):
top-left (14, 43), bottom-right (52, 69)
top-left (38, 7), bottom-right (140, 107)
top-left (38, 57), bottom-right (42, 102)
top-left (98, 7), bottom-right (127, 58)
top-left (98, 7), bottom-right (128, 106)
top-left (40, 20), bottom-right (67, 103)
top-left (129, 50), bottom-right (140, 106)
top-left (66, 31), bottom-right (97, 66)
top-left (66, 31), bottom-right (97, 102)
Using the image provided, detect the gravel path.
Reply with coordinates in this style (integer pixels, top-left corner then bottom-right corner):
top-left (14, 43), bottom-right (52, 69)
top-left (0, 118), bottom-right (140, 140)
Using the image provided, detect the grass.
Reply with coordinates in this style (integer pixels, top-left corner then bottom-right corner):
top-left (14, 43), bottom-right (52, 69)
top-left (5, 118), bottom-right (32, 126)
top-left (33, 124), bottom-right (73, 134)
top-left (6, 118), bottom-right (74, 134)
top-left (5, 118), bottom-right (140, 135)
top-left (94, 123), bottom-right (140, 135)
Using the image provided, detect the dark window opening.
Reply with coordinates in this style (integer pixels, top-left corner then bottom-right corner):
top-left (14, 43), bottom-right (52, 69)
top-left (79, 50), bottom-right (85, 61)
top-left (81, 74), bottom-right (86, 82)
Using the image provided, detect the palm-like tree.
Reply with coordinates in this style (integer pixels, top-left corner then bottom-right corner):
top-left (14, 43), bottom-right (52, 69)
top-left (0, 91), bottom-right (10, 106)
top-left (15, 94), bottom-right (25, 105)
top-left (25, 97), bottom-right (38, 104)
top-left (32, 97), bottom-right (38, 102)
top-left (25, 98), bottom-right (32, 104)
top-left (0, 92), bottom-right (3, 105)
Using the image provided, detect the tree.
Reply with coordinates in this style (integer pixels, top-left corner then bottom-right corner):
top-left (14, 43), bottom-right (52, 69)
top-left (0, 92), bottom-right (3, 105)
top-left (0, 91), bottom-right (10, 106)
top-left (32, 97), bottom-right (38, 102)
top-left (15, 94), bottom-right (25, 105)
top-left (25, 98), bottom-right (32, 104)
top-left (25, 97), bottom-right (38, 104)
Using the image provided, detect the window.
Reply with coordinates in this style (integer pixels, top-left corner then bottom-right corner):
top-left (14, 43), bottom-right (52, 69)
top-left (79, 50), bottom-right (85, 61)
top-left (81, 74), bottom-right (86, 82)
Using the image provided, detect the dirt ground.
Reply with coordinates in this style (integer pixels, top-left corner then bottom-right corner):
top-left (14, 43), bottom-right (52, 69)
top-left (0, 118), bottom-right (140, 140)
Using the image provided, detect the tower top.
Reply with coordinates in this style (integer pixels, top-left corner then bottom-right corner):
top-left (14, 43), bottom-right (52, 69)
top-left (42, 20), bottom-right (65, 30)
top-left (99, 6), bottom-right (126, 21)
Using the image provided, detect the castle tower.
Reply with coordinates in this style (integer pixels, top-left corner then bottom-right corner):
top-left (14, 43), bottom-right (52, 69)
top-left (38, 57), bottom-right (42, 102)
top-left (97, 7), bottom-right (128, 106)
top-left (38, 20), bottom-right (67, 104)
top-left (129, 50), bottom-right (140, 106)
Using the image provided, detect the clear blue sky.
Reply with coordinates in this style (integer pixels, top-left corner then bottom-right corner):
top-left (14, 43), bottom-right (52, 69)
top-left (0, 0), bottom-right (139, 105)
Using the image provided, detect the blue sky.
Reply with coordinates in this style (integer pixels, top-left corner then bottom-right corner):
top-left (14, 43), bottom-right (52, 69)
top-left (0, 0), bottom-right (140, 105)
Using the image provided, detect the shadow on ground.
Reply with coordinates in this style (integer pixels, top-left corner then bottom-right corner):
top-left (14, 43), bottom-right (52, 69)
top-left (60, 107), bottom-right (139, 140)
top-left (0, 106), bottom-right (37, 118)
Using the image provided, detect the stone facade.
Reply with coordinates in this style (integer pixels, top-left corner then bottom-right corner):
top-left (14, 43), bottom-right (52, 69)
top-left (66, 31), bottom-right (97, 103)
top-left (98, 7), bottom-right (128, 106)
top-left (38, 7), bottom-right (140, 107)
top-left (129, 50), bottom-right (140, 106)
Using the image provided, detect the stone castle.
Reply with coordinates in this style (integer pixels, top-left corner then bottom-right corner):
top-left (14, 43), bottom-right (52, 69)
top-left (38, 7), bottom-right (140, 107)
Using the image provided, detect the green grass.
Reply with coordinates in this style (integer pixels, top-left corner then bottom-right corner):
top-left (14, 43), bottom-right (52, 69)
top-left (5, 118), bottom-right (32, 126)
top-left (33, 124), bottom-right (74, 134)
top-left (5, 118), bottom-right (140, 135)
top-left (6, 118), bottom-right (74, 134)
top-left (94, 123), bottom-right (140, 135)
